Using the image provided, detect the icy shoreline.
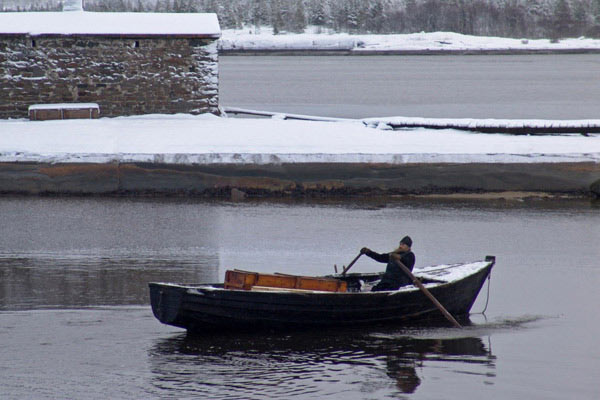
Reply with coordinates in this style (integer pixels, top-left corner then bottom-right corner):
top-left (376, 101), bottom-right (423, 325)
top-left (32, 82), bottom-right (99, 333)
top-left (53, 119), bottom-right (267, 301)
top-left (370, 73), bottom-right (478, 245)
top-left (219, 29), bottom-right (600, 54)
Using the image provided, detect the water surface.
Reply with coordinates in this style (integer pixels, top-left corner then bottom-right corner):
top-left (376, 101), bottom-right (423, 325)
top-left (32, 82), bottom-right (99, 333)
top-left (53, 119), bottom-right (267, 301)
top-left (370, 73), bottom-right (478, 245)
top-left (1, 197), bottom-right (598, 399)
top-left (220, 55), bottom-right (600, 119)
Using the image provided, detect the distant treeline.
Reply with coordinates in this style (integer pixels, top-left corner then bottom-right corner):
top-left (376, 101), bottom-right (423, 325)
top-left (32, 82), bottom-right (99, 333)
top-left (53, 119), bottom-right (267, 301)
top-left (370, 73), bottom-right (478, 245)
top-left (4, 0), bottom-right (600, 39)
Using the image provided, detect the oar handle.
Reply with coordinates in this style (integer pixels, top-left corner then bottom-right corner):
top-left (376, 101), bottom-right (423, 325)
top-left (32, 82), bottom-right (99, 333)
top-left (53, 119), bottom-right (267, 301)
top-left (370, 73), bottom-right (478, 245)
top-left (392, 255), bottom-right (463, 329)
top-left (341, 253), bottom-right (363, 276)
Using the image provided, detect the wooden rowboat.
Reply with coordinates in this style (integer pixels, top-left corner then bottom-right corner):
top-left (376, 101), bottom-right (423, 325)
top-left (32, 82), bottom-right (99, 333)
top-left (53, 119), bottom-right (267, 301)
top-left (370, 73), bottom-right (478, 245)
top-left (149, 256), bottom-right (495, 332)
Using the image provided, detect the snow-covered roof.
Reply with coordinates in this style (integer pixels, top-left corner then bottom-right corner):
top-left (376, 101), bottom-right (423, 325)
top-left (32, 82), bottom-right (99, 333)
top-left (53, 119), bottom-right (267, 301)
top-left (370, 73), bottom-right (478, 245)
top-left (0, 11), bottom-right (220, 38)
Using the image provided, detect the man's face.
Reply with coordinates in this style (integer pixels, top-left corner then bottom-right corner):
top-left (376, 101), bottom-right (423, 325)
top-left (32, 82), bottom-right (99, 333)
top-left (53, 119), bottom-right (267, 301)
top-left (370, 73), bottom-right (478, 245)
top-left (398, 242), bottom-right (409, 252)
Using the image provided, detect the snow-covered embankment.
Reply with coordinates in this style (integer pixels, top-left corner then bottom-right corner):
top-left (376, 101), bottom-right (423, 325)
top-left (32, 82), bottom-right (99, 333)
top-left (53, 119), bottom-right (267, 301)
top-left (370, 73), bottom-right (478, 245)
top-left (219, 29), bottom-right (600, 54)
top-left (1, 114), bottom-right (599, 197)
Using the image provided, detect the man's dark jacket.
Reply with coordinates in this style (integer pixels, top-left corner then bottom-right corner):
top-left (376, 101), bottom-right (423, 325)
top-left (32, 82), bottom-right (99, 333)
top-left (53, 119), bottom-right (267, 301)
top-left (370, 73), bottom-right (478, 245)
top-left (365, 249), bottom-right (415, 291)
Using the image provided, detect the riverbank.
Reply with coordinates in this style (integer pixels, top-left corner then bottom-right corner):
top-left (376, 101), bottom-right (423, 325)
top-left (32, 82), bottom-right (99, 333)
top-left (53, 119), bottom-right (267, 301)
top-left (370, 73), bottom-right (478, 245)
top-left (1, 114), bottom-right (599, 198)
top-left (219, 29), bottom-right (600, 55)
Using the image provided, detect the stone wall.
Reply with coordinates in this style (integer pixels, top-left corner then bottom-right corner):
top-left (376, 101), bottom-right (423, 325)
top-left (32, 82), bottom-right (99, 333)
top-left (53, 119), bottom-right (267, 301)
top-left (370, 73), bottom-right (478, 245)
top-left (0, 35), bottom-right (218, 118)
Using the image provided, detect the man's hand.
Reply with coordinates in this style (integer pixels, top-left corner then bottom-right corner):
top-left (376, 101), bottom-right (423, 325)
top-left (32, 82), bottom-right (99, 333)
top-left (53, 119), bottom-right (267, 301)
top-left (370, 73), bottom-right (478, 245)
top-left (360, 247), bottom-right (370, 254)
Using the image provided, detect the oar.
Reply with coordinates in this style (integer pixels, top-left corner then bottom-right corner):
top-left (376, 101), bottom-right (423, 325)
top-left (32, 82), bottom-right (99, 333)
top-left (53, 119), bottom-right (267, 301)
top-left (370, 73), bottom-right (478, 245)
top-left (341, 252), bottom-right (362, 276)
top-left (391, 254), bottom-right (463, 329)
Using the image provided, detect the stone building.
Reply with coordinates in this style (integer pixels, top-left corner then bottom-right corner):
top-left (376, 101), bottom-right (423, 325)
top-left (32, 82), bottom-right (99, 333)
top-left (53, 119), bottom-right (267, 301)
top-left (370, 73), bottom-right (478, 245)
top-left (0, 7), bottom-right (220, 119)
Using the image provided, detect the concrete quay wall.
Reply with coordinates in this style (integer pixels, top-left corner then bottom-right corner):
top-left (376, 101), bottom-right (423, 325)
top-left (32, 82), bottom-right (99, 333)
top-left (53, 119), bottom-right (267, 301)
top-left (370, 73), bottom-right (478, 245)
top-left (1, 161), bottom-right (599, 198)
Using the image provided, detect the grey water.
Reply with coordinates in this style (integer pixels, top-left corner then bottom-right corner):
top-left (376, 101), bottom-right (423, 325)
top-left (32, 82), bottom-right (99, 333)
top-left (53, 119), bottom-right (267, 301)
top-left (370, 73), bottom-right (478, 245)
top-left (1, 197), bottom-right (599, 399)
top-left (220, 54), bottom-right (600, 119)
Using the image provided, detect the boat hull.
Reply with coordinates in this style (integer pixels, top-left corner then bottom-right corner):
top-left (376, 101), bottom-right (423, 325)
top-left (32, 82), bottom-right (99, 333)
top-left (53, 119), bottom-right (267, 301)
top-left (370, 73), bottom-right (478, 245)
top-left (149, 258), bottom-right (494, 332)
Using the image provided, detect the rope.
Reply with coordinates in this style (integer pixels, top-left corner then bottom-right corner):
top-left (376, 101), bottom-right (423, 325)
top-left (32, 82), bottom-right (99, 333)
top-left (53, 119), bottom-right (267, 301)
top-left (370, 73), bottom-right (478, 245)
top-left (473, 271), bottom-right (492, 315)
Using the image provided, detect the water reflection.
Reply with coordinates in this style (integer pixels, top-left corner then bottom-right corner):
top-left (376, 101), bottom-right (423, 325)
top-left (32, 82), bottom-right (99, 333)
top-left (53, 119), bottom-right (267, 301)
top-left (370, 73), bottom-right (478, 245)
top-left (148, 326), bottom-right (495, 398)
top-left (0, 255), bottom-right (218, 310)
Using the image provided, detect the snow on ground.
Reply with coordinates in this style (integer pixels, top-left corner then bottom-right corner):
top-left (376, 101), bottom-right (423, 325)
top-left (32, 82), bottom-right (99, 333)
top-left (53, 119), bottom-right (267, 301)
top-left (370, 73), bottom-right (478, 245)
top-left (220, 27), bottom-right (600, 52)
top-left (2, 12), bottom-right (598, 52)
top-left (1, 114), bottom-right (599, 165)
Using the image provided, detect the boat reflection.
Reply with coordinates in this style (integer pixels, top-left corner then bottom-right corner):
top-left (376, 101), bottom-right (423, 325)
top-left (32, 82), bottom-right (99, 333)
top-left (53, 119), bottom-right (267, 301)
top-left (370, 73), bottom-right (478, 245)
top-left (148, 324), bottom-right (495, 397)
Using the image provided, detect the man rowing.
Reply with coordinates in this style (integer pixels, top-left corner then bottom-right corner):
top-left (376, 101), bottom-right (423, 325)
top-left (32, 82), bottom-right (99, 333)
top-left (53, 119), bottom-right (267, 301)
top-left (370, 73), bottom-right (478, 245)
top-left (361, 236), bottom-right (415, 291)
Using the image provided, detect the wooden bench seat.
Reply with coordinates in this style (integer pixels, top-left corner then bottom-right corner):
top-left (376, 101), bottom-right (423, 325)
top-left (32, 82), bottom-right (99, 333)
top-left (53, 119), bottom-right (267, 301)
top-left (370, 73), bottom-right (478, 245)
top-left (28, 103), bottom-right (100, 121)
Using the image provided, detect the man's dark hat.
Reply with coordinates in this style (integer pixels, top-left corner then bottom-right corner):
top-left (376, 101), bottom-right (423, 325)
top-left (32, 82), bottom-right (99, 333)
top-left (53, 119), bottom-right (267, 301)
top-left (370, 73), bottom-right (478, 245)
top-left (400, 236), bottom-right (412, 247)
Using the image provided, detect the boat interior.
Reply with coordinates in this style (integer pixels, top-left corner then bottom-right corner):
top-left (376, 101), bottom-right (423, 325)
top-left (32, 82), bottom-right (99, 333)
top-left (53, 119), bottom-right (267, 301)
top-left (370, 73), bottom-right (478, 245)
top-left (219, 269), bottom-right (445, 293)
